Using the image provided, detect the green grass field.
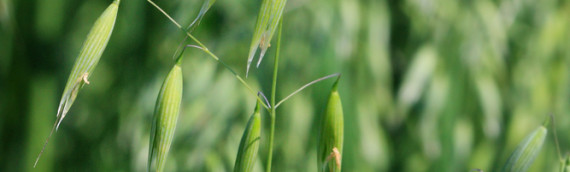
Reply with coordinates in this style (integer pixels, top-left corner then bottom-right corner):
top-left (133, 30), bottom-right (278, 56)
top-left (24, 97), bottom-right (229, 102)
top-left (1, 0), bottom-right (570, 171)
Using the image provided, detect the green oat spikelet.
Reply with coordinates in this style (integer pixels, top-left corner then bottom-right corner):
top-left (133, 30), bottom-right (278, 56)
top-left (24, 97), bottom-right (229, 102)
top-left (563, 155), bottom-right (570, 172)
top-left (55, 0), bottom-right (120, 129)
top-left (148, 64), bottom-right (183, 172)
top-left (501, 121), bottom-right (548, 172)
top-left (34, 0), bottom-right (119, 167)
top-left (233, 100), bottom-right (262, 172)
top-left (255, 0), bottom-right (286, 67)
top-left (246, 0), bottom-right (287, 76)
top-left (317, 77), bottom-right (344, 172)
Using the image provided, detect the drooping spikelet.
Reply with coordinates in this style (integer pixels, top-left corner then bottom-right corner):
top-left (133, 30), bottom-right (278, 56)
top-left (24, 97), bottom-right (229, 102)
top-left (148, 64), bottom-right (183, 172)
top-left (501, 123), bottom-right (548, 172)
top-left (233, 101), bottom-right (262, 172)
top-left (317, 77), bottom-right (344, 172)
top-left (35, 0), bottom-right (119, 167)
top-left (245, 0), bottom-right (287, 76)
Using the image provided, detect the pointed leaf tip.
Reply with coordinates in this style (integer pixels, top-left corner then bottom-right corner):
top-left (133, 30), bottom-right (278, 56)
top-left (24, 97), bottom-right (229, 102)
top-left (332, 74), bottom-right (341, 92)
top-left (256, 49), bottom-right (267, 68)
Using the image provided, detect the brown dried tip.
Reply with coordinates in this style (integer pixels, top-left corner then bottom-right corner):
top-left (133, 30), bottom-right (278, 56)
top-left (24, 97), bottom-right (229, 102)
top-left (325, 147), bottom-right (341, 171)
top-left (259, 36), bottom-right (266, 48)
top-left (82, 73), bottom-right (90, 84)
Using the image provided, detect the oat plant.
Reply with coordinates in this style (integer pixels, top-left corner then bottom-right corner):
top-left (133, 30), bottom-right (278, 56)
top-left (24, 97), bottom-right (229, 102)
top-left (145, 0), bottom-right (344, 171)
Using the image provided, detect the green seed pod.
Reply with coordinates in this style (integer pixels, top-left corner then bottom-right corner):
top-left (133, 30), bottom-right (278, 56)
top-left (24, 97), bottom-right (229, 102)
top-left (35, 0), bottom-right (119, 167)
top-left (560, 155), bottom-right (570, 172)
top-left (255, 0), bottom-right (286, 66)
top-left (55, 0), bottom-right (120, 129)
top-left (501, 125), bottom-right (547, 172)
top-left (245, 0), bottom-right (287, 76)
top-left (317, 77), bottom-right (344, 172)
top-left (233, 101), bottom-right (262, 172)
top-left (148, 64), bottom-right (183, 172)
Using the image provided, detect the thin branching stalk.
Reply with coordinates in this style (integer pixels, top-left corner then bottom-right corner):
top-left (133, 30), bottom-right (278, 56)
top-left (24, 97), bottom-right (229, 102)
top-left (172, 0), bottom-right (215, 61)
top-left (258, 91), bottom-right (271, 109)
top-left (146, 0), bottom-right (270, 110)
top-left (275, 73), bottom-right (341, 108)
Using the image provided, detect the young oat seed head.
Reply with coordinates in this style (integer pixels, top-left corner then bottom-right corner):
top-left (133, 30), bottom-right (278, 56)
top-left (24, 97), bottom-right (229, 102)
top-left (246, 0), bottom-right (287, 77)
top-left (34, 0), bottom-right (119, 167)
top-left (148, 64), bottom-right (184, 172)
top-left (55, 0), bottom-right (120, 130)
top-left (501, 122), bottom-right (548, 172)
top-left (233, 100), bottom-right (262, 172)
top-left (317, 77), bottom-right (344, 172)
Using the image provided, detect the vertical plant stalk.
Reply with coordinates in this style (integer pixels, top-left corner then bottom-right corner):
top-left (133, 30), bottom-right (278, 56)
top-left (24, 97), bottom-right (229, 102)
top-left (233, 100), bottom-right (262, 172)
top-left (34, 0), bottom-right (120, 167)
top-left (265, 18), bottom-right (282, 172)
top-left (146, 0), bottom-right (270, 110)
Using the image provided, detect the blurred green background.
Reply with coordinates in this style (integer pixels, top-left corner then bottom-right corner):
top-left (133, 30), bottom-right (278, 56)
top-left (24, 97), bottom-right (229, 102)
top-left (1, 0), bottom-right (570, 171)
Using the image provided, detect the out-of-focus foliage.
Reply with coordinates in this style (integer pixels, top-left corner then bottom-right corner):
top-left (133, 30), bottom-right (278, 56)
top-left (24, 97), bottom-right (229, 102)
top-left (1, 0), bottom-right (570, 171)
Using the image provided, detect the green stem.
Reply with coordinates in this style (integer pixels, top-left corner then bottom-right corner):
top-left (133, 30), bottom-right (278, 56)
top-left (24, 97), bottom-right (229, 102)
top-left (267, 110), bottom-right (275, 172)
top-left (266, 19), bottom-right (283, 172)
top-left (274, 73), bottom-right (340, 108)
top-left (174, 45), bottom-right (187, 66)
top-left (550, 114), bottom-right (563, 161)
top-left (147, 0), bottom-right (270, 110)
